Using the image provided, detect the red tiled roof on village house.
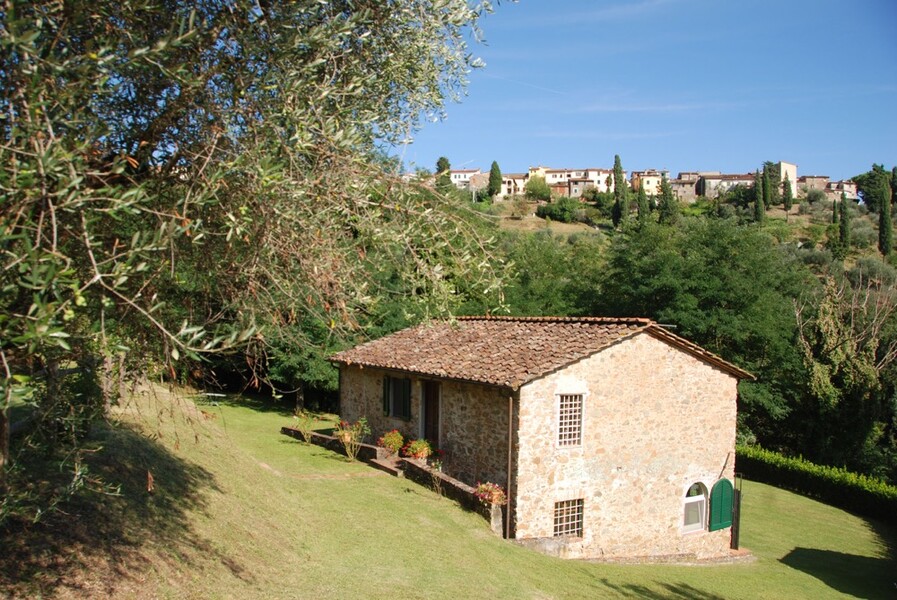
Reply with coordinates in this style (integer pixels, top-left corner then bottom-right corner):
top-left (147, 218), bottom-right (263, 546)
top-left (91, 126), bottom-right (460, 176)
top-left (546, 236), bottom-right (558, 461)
top-left (330, 316), bottom-right (752, 390)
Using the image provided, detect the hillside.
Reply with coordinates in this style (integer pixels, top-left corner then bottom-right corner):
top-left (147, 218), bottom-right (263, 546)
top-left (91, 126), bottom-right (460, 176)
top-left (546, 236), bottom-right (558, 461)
top-left (2, 386), bottom-right (893, 599)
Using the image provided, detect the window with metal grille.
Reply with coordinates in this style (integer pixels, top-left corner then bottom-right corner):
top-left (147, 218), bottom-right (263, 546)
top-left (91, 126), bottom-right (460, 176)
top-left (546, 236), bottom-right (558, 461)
top-left (557, 394), bottom-right (583, 446)
top-left (553, 499), bottom-right (584, 537)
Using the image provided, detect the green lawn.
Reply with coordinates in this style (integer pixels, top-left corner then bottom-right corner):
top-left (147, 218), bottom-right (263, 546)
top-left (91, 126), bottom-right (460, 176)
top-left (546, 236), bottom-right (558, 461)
top-left (3, 385), bottom-right (894, 599)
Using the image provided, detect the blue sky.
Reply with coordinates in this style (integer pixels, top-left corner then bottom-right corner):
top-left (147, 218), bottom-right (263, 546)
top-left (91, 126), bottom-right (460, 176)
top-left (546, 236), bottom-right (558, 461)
top-left (396, 0), bottom-right (897, 181)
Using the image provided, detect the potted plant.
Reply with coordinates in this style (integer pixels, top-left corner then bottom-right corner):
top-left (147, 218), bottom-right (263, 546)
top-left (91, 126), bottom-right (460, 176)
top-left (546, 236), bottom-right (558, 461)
top-left (377, 429), bottom-right (404, 455)
top-left (474, 481), bottom-right (507, 505)
top-left (402, 438), bottom-right (432, 460)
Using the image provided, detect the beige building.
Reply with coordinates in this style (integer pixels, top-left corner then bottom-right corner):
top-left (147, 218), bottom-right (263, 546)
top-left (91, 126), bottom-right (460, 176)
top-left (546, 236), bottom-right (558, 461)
top-left (331, 316), bottom-right (750, 560)
top-left (500, 173), bottom-right (528, 198)
top-left (778, 161), bottom-right (798, 198)
top-left (630, 169), bottom-right (669, 195)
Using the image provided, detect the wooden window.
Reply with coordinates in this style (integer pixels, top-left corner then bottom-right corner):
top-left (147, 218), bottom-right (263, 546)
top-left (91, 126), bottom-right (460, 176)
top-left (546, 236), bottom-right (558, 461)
top-left (382, 376), bottom-right (411, 420)
top-left (553, 499), bottom-right (584, 537)
top-left (557, 394), bottom-right (583, 446)
top-left (709, 479), bottom-right (734, 531)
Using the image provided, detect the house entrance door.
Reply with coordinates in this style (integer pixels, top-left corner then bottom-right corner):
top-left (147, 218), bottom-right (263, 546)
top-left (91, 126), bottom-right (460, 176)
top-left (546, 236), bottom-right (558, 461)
top-left (422, 381), bottom-right (440, 448)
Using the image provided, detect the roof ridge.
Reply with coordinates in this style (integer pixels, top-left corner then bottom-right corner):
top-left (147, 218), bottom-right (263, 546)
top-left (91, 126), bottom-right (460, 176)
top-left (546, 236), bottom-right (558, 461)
top-left (456, 315), bottom-right (653, 325)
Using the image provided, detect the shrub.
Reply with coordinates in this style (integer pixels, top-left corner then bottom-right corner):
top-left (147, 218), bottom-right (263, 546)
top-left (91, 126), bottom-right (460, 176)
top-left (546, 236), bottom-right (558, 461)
top-left (292, 410), bottom-right (318, 444)
top-left (536, 197), bottom-right (581, 223)
top-left (851, 219), bottom-right (876, 249)
top-left (377, 429), bottom-right (404, 454)
top-left (736, 445), bottom-right (897, 523)
top-left (474, 482), bottom-right (507, 505)
top-left (333, 417), bottom-right (370, 462)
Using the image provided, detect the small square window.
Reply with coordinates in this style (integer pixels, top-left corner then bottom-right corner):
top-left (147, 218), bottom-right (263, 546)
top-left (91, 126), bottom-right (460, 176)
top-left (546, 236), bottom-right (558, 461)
top-left (558, 394), bottom-right (583, 446)
top-left (553, 499), bottom-right (584, 537)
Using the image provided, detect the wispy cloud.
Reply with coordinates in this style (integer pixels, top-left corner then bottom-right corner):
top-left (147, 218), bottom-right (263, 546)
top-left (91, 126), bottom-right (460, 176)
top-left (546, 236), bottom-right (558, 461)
top-left (531, 129), bottom-right (686, 141)
top-left (575, 100), bottom-right (743, 113)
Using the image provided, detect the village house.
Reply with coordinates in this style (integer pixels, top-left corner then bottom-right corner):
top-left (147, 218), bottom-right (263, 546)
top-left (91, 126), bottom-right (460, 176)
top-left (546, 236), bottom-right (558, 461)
top-left (825, 179), bottom-right (858, 201)
top-left (331, 316), bottom-right (750, 560)
top-left (449, 168), bottom-right (481, 190)
top-left (629, 169), bottom-right (669, 196)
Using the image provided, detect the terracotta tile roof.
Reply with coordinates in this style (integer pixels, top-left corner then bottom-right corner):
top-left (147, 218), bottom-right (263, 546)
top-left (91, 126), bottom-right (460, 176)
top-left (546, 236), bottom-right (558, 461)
top-left (330, 316), bottom-right (751, 390)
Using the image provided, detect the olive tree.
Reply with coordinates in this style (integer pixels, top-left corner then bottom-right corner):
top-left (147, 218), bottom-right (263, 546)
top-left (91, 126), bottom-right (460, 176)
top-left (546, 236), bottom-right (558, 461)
top-left (0, 0), bottom-right (504, 520)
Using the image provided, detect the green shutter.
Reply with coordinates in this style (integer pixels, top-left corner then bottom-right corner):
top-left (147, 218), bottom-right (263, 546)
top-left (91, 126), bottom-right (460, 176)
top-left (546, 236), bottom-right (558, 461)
top-left (382, 376), bottom-right (390, 416)
top-left (709, 479), bottom-right (734, 531)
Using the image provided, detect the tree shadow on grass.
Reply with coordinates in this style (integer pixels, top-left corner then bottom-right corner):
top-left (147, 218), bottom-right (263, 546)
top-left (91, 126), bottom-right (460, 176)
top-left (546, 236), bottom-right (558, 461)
top-left (594, 578), bottom-right (727, 599)
top-left (0, 421), bottom-right (243, 598)
top-left (780, 547), bottom-right (897, 598)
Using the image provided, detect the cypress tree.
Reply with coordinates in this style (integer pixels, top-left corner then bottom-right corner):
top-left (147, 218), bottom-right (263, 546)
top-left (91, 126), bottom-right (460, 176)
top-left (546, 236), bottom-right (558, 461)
top-left (879, 178), bottom-right (893, 255)
top-left (839, 194), bottom-right (850, 254)
top-left (658, 174), bottom-right (679, 225)
top-left (637, 184), bottom-right (650, 227)
top-left (612, 154), bottom-right (628, 228)
top-left (487, 160), bottom-right (502, 199)
top-left (782, 172), bottom-right (794, 214)
top-left (762, 164), bottom-right (773, 208)
top-left (753, 170), bottom-right (765, 223)
top-left (832, 199), bottom-right (838, 225)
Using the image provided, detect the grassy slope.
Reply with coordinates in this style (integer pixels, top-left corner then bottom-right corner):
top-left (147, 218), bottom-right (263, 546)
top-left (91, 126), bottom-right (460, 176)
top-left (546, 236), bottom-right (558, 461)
top-left (2, 386), bottom-right (894, 599)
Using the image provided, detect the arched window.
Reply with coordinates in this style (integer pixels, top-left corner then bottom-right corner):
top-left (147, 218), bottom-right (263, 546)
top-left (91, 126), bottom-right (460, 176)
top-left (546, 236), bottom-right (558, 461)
top-left (683, 482), bottom-right (707, 533)
top-left (709, 479), bottom-right (734, 531)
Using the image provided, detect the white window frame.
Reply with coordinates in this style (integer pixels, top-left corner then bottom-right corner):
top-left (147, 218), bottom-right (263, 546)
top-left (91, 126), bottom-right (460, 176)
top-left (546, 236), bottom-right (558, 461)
top-left (682, 482), bottom-right (708, 533)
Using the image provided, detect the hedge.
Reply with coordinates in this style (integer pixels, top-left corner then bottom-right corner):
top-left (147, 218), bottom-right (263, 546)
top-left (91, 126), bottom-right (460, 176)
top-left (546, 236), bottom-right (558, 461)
top-left (736, 445), bottom-right (897, 524)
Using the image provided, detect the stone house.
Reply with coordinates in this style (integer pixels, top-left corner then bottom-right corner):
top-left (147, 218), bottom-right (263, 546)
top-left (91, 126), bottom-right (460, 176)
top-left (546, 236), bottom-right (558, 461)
top-left (330, 316), bottom-right (750, 560)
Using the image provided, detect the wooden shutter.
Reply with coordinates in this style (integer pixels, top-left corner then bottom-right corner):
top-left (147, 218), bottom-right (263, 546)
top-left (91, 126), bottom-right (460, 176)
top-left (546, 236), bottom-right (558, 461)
top-left (709, 479), bottom-right (734, 531)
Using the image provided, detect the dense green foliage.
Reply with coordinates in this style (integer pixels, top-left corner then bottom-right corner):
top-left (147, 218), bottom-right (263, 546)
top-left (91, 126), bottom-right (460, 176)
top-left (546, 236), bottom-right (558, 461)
top-left (535, 197), bottom-right (582, 224)
top-left (657, 174), bottom-right (678, 225)
top-left (636, 185), bottom-right (650, 227)
top-left (737, 445), bottom-right (897, 523)
top-left (524, 175), bottom-right (551, 201)
top-left (853, 163), bottom-right (892, 212)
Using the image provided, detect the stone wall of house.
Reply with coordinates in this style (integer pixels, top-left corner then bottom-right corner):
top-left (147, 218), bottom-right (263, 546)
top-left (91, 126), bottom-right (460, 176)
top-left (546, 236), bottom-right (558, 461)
top-left (513, 331), bottom-right (738, 560)
top-left (339, 366), bottom-right (514, 489)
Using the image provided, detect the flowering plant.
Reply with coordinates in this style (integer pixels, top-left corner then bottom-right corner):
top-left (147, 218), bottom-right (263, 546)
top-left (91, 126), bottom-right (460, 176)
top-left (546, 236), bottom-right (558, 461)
top-left (402, 438), bottom-right (432, 460)
top-left (333, 417), bottom-right (370, 461)
top-left (474, 481), bottom-right (507, 505)
top-left (429, 448), bottom-right (445, 471)
top-left (377, 429), bottom-right (404, 454)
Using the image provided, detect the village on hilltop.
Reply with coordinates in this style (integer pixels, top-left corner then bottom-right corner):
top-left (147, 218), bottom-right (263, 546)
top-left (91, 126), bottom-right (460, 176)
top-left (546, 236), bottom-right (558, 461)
top-left (428, 161), bottom-right (858, 203)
